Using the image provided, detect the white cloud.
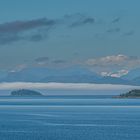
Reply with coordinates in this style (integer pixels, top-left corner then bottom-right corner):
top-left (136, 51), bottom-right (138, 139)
top-left (101, 70), bottom-right (129, 78)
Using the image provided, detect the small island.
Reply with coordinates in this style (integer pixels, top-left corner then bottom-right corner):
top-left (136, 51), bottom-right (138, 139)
top-left (11, 89), bottom-right (43, 97)
top-left (116, 89), bottom-right (140, 98)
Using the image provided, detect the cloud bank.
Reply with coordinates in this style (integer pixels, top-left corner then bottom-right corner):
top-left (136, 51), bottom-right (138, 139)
top-left (0, 82), bottom-right (139, 90)
top-left (10, 54), bottom-right (140, 78)
top-left (77, 54), bottom-right (140, 77)
top-left (86, 54), bottom-right (140, 71)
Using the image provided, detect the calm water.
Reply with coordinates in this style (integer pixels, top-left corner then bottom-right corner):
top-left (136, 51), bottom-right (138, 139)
top-left (0, 95), bottom-right (140, 140)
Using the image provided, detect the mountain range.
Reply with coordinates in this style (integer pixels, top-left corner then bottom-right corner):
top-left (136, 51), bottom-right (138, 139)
top-left (1, 66), bottom-right (140, 86)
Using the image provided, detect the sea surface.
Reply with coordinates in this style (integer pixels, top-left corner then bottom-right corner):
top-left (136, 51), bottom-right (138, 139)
top-left (0, 95), bottom-right (140, 140)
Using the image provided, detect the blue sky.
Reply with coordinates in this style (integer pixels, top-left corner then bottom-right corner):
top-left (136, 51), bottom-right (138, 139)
top-left (0, 0), bottom-right (140, 74)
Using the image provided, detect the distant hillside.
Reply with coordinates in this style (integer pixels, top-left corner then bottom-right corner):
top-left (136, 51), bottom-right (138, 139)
top-left (2, 67), bottom-right (102, 83)
top-left (117, 89), bottom-right (140, 98)
top-left (1, 66), bottom-right (140, 85)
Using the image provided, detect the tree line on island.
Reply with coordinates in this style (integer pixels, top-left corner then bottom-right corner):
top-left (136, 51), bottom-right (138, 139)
top-left (11, 89), bottom-right (43, 97)
top-left (116, 89), bottom-right (140, 98)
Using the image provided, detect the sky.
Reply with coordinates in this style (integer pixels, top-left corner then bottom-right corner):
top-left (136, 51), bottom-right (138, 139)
top-left (0, 0), bottom-right (140, 75)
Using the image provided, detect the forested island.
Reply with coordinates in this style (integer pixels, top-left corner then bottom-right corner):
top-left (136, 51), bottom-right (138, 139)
top-left (11, 89), bottom-right (43, 97)
top-left (117, 89), bottom-right (140, 98)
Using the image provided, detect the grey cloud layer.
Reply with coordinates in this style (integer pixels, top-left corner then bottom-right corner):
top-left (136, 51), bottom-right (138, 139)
top-left (124, 30), bottom-right (135, 36)
top-left (0, 18), bottom-right (56, 44)
top-left (0, 18), bottom-right (55, 33)
top-left (0, 14), bottom-right (134, 45)
top-left (32, 56), bottom-right (69, 68)
top-left (52, 60), bottom-right (67, 64)
top-left (35, 57), bottom-right (49, 62)
top-left (0, 14), bottom-right (95, 45)
top-left (32, 54), bottom-right (140, 71)
top-left (107, 27), bottom-right (121, 33)
top-left (69, 17), bottom-right (95, 28)
top-left (112, 17), bottom-right (121, 23)
top-left (64, 13), bottom-right (95, 28)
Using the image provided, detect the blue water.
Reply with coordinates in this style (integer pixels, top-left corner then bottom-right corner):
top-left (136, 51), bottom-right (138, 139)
top-left (0, 95), bottom-right (140, 140)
